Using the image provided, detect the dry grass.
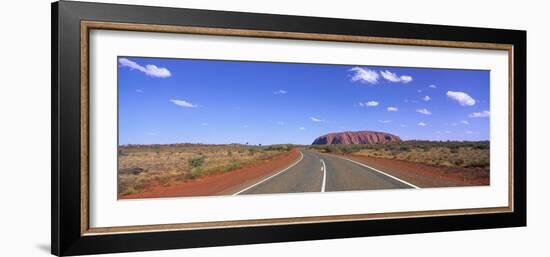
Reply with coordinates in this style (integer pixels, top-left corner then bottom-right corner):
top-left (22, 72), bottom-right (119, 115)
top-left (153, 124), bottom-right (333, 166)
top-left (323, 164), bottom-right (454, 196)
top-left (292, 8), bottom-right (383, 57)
top-left (353, 146), bottom-right (489, 168)
top-left (118, 144), bottom-right (293, 196)
top-left (310, 141), bottom-right (489, 169)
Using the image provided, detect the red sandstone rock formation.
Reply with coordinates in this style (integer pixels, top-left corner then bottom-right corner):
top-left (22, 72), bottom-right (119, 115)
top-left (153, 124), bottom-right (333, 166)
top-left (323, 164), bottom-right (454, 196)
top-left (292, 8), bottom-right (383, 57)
top-left (312, 131), bottom-right (401, 145)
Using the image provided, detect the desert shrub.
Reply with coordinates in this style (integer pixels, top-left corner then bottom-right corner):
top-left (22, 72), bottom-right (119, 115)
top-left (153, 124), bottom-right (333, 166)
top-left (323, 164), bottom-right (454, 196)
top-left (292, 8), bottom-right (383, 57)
top-left (449, 145), bottom-right (460, 150)
top-left (399, 145), bottom-right (411, 152)
top-left (121, 187), bottom-right (137, 196)
top-left (316, 146), bottom-right (330, 153)
top-left (119, 167), bottom-right (145, 175)
top-left (389, 150), bottom-right (400, 157)
top-left (220, 161), bottom-right (242, 173)
top-left (188, 156), bottom-right (206, 168)
top-left (118, 149), bottom-right (128, 157)
top-left (474, 144), bottom-right (489, 150)
top-left (183, 172), bottom-right (195, 180)
top-left (340, 146), bottom-right (354, 154)
top-left (118, 173), bottom-right (153, 195)
top-left (135, 177), bottom-right (152, 189)
top-left (191, 167), bottom-right (204, 177)
top-left (264, 144), bottom-right (292, 152)
top-left (467, 160), bottom-right (490, 168)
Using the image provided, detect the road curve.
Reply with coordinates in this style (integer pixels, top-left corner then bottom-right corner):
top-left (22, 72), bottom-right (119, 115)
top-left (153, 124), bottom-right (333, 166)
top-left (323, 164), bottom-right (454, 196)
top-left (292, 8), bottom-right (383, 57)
top-left (237, 149), bottom-right (414, 195)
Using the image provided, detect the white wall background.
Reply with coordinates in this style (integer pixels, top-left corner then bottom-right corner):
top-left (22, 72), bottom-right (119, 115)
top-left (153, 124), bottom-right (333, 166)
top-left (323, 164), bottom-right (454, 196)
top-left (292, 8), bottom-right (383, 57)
top-left (0, 0), bottom-right (546, 256)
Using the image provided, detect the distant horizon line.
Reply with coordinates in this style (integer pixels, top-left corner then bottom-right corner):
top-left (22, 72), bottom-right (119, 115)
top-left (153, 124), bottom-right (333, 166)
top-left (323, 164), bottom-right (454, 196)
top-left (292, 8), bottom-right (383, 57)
top-left (118, 139), bottom-right (490, 147)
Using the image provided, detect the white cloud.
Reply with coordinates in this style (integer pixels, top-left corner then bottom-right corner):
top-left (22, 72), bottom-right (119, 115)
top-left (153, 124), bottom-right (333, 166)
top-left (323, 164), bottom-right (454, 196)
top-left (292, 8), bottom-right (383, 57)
top-left (243, 125), bottom-right (249, 128)
top-left (170, 99), bottom-right (197, 108)
top-left (465, 130), bottom-right (474, 134)
top-left (400, 124), bottom-right (407, 127)
top-left (469, 110), bottom-right (490, 118)
top-left (446, 91), bottom-right (476, 106)
top-left (401, 76), bottom-right (413, 83)
top-left (387, 106), bottom-right (398, 112)
top-left (135, 89), bottom-right (143, 93)
top-left (450, 123), bottom-right (458, 126)
top-left (380, 70), bottom-right (413, 83)
top-left (119, 58), bottom-right (171, 78)
top-left (379, 120), bottom-right (392, 123)
top-left (299, 127), bottom-right (305, 130)
top-left (417, 89), bottom-right (422, 93)
top-left (201, 123), bottom-right (208, 126)
top-left (418, 122), bottom-right (427, 126)
top-left (429, 84), bottom-right (437, 88)
top-left (365, 101), bottom-right (379, 107)
top-left (423, 95), bottom-right (431, 101)
top-left (310, 117), bottom-right (325, 123)
top-left (350, 67), bottom-right (379, 84)
top-left (274, 89), bottom-right (287, 95)
top-left (444, 130), bottom-right (451, 134)
top-left (276, 121), bottom-right (285, 126)
top-left (416, 108), bottom-right (432, 115)
top-left (460, 120), bottom-right (469, 125)
top-left (146, 132), bottom-right (157, 136)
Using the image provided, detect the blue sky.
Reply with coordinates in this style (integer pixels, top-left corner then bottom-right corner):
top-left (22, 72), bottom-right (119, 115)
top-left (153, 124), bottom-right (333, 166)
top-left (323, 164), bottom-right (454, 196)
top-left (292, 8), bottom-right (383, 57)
top-left (118, 57), bottom-right (490, 145)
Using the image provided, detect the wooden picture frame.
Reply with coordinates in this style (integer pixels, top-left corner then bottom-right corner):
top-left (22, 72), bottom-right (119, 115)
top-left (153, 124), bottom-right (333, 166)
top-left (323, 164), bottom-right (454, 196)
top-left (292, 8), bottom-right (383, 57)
top-left (52, 1), bottom-right (526, 256)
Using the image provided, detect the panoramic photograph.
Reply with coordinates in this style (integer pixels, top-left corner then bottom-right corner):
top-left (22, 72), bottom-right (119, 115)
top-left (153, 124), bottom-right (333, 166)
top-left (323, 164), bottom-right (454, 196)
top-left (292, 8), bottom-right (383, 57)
top-left (117, 56), bottom-right (490, 199)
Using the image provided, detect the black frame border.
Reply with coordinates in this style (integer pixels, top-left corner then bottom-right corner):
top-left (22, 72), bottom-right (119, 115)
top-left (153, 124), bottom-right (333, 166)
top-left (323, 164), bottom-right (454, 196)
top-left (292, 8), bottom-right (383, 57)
top-left (52, 1), bottom-right (526, 256)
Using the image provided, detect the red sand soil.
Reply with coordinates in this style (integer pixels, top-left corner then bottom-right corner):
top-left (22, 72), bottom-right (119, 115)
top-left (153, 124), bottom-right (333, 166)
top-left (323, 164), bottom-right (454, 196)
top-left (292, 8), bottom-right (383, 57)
top-left (332, 153), bottom-right (489, 188)
top-left (120, 149), bottom-right (301, 199)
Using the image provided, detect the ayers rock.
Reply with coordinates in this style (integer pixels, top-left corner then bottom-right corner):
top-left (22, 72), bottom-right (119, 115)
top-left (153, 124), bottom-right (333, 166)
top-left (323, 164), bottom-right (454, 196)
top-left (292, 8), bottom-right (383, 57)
top-left (311, 130), bottom-right (401, 145)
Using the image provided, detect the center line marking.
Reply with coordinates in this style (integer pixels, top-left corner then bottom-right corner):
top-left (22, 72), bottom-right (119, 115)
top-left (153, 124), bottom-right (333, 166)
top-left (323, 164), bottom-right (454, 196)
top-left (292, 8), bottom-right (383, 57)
top-left (233, 151), bottom-right (304, 195)
top-left (320, 159), bottom-right (327, 192)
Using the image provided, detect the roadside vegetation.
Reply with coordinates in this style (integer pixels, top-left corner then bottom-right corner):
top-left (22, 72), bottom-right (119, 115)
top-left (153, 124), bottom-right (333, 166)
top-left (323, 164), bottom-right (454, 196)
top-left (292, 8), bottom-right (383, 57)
top-left (118, 143), bottom-right (295, 196)
top-left (309, 140), bottom-right (489, 169)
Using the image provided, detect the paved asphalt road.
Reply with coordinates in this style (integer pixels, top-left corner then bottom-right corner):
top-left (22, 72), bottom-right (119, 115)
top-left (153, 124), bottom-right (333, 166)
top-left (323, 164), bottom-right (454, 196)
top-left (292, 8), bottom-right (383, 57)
top-left (236, 149), bottom-right (416, 195)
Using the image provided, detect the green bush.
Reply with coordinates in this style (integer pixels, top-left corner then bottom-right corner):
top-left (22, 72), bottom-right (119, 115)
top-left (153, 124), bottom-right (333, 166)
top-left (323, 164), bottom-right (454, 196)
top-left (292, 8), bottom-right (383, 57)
top-left (467, 160), bottom-right (490, 168)
top-left (474, 144), bottom-right (490, 150)
top-left (191, 167), bottom-right (204, 177)
top-left (220, 161), bottom-right (242, 173)
top-left (399, 145), bottom-right (411, 152)
top-left (264, 144), bottom-right (292, 152)
top-left (188, 156), bottom-right (206, 168)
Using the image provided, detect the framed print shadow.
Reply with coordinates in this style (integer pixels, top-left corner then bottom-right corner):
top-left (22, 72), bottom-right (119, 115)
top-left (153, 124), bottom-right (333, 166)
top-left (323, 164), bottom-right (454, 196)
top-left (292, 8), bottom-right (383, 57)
top-left (51, 1), bottom-right (526, 256)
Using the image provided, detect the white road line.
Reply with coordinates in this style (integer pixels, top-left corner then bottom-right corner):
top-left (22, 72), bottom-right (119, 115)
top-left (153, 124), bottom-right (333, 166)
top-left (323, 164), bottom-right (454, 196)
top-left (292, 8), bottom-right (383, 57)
top-left (232, 151), bottom-right (304, 195)
top-left (320, 159), bottom-right (327, 192)
top-left (333, 156), bottom-right (421, 189)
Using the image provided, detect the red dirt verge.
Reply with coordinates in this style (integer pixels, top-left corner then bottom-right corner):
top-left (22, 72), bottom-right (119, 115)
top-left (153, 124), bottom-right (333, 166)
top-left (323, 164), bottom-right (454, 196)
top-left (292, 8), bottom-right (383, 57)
top-left (120, 149), bottom-right (301, 199)
top-left (331, 153), bottom-right (489, 188)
